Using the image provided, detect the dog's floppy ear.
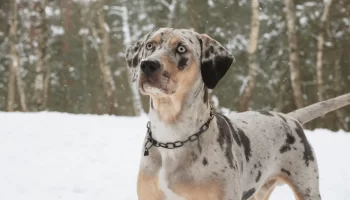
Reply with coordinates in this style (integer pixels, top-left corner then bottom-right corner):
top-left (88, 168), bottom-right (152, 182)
top-left (125, 30), bottom-right (155, 68)
top-left (125, 39), bottom-right (143, 69)
top-left (198, 34), bottom-right (234, 89)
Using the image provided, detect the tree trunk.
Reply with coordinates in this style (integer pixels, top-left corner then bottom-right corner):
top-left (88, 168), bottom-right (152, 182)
top-left (7, 0), bottom-right (28, 112)
top-left (239, 0), bottom-right (260, 112)
top-left (160, 0), bottom-right (178, 27)
top-left (80, 3), bottom-right (90, 112)
top-left (7, 1), bottom-right (17, 112)
top-left (14, 55), bottom-right (28, 111)
top-left (31, 0), bottom-right (49, 110)
top-left (7, 58), bottom-right (16, 111)
top-left (114, 5), bottom-right (145, 116)
top-left (284, 0), bottom-right (304, 109)
top-left (316, 0), bottom-right (334, 102)
top-left (90, 0), bottom-right (118, 114)
top-left (334, 51), bottom-right (348, 130)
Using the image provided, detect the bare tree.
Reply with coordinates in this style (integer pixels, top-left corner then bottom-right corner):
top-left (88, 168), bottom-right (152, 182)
top-left (334, 54), bottom-right (348, 130)
top-left (90, 0), bottom-right (118, 114)
top-left (239, 0), bottom-right (260, 112)
top-left (159, 0), bottom-right (178, 27)
top-left (316, 0), bottom-right (334, 102)
top-left (284, 0), bottom-right (304, 108)
top-left (31, 0), bottom-right (49, 110)
top-left (110, 5), bottom-right (145, 116)
top-left (7, 0), bottom-right (28, 112)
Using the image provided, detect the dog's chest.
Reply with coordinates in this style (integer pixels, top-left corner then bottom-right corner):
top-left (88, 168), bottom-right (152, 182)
top-left (137, 169), bottom-right (224, 200)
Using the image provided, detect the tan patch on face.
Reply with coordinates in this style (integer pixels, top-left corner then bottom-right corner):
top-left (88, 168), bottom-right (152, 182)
top-left (137, 170), bottom-right (164, 200)
top-left (150, 33), bottom-right (163, 44)
top-left (172, 181), bottom-right (224, 200)
top-left (151, 56), bottom-right (199, 123)
top-left (169, 36), bottom-right (180, 46)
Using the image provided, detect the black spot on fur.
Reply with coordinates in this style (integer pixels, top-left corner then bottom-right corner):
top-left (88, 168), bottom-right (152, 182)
top-left (237, 128), bottom-right (252, 162)
top-left (241, 188), bottom-right (256, 200)
top-left (204, 45), bottom-right (214, 58)
top-left (279, 121), bottom-right (296, 153)
top-left (278, 114), bottom-right (288, 123)
top-left (217, 114), bottom-right (241, 146)
top-left (203, 86), bottom-right (208, 103)
top-left (202, 157), bottom-right (208, 166)
top-left (280, 144), bottom-right (291, 153)
top-left (198, 37), bottom-right (203, 56)
top-left (294, 121), bottom-right (315, 166)
top-left (281, 168), bottom-right (291, 176)
top-left (178, 57), bottom-right (188, 70)
top-left (286, 132), bottom-right (295, 144)
top-left (215, 113), bottom-right (235, 169)
top-left (257, 110), bottom-right (274, 116)
top-left (132, 53), bottom-right (139, 68)
top-left (127, 58), bottom-right (132, 68)
top-left (241, 120), bottom-right (248, 124)
top-left (216, 114), bottom-right (251, 162)
top-left (189, 39), bottom-right (193, 43)
top-left (150, 99), bottom-right (154, 109)
top-left (280, 132), bottom-right (295, 153)
top-left (255, 171), bottom-right (261, 182)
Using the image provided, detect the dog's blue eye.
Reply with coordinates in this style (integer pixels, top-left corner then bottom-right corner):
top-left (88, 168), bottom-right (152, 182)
top-left (177, 46), bottom-right (186, 53)
top-left (146, 43), bottom-right (153, 50)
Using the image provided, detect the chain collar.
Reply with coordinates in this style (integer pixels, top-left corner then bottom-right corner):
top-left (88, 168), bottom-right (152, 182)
top-left (143, 105), bottom-right (214, 156)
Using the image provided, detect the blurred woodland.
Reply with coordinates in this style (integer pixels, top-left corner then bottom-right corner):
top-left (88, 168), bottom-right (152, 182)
top-left (0, 0), bottom-right (349, 131)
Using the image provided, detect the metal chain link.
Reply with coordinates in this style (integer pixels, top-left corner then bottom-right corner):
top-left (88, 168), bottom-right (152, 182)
top-left (143, 106), bottom-right (214, 156)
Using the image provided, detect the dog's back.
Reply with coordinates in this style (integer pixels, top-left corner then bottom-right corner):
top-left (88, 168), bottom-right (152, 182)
top-left (226, 110), bottom-right (321, 199)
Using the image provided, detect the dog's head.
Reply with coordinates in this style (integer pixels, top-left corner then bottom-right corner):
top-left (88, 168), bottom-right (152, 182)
top-left (125, 28), bottom-right (234, 98)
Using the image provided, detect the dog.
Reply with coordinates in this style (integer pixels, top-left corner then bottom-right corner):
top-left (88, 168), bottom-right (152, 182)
top-left (125, 27), bottom-right (350, 200)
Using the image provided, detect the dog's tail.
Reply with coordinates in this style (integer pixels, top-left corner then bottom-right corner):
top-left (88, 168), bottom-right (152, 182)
top-left (287, 93), bottom-right (350, 125)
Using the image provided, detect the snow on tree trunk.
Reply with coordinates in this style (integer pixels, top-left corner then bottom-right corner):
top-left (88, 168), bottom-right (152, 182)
top-left (117, 6), bottom-right (145, 116)
top-left (316, 0), bottom-right (334, 102)
top-left (160, 0), bottom-right (178, 27)
top-left (7, 1), bottom-right (17, 112)
top-left (284, 0), bottom-right (304, 109)
top-left (31, 0), bottom-right (49, 110)
top-left (8, 0), bottom-right (28, 112)
top-left (238, 0), bottom-right (260, 112)
top-left (14, 56), bottom-right (28, 112)
top-left (90, 0), bottom-right (118, 114)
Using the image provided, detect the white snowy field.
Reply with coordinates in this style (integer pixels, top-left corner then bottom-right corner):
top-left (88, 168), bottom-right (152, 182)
top-left (0, 112), bottom-right (349, 200)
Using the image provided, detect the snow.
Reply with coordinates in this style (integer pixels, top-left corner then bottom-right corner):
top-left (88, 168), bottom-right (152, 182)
top-left (78, 28), bottom-right (89, 36)
top-left (0, 112), bottom-right (350, 200)
top-left (50, 25), bottom-right (64, 36)
top-left (103, 23), bottom-right (110, 33)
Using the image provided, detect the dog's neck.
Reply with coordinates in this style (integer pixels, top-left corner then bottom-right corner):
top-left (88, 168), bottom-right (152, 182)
top-left (148, 81), bottom-right (210, 144)
top-left (146, 81), bottom-right (214, 169)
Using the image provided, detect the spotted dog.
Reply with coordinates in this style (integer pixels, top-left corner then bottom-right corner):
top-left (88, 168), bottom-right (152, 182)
top-left (125, 28), bottom-right (350, 200)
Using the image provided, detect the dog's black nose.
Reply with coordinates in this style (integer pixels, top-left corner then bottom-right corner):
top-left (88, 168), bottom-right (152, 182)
top-left (140, 60), bottom-right (160, 75)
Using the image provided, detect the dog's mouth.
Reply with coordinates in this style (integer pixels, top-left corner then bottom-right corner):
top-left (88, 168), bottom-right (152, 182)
top-left (139, 77), bottom-right (175, 96)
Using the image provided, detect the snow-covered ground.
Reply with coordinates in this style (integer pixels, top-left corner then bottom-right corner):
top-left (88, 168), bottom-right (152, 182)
top-left (0, 111), bottom-right (349, 200)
